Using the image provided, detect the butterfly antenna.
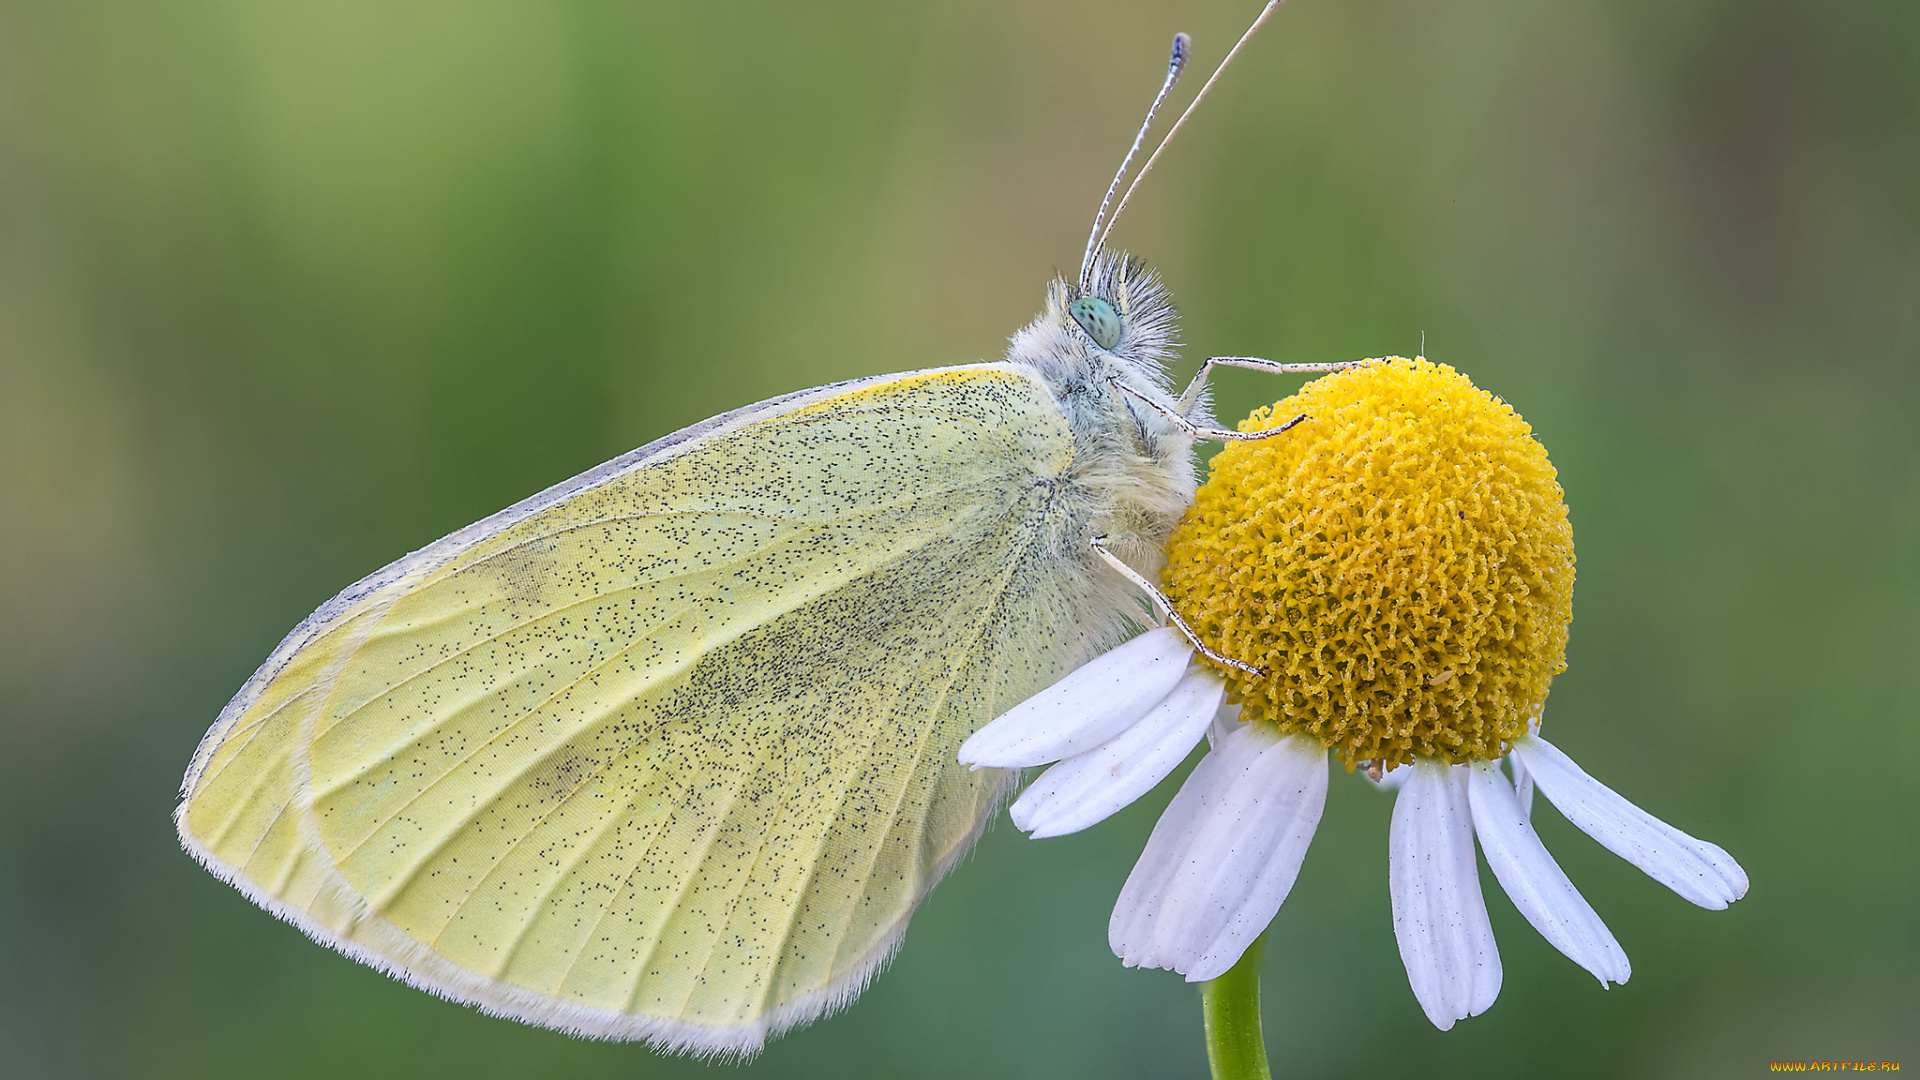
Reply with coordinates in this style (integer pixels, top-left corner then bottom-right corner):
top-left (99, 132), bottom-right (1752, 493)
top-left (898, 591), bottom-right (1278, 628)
top-left (1093, 0), bottom-right (1285, 263)
top-left (1079, 32), bottom-right (1192, 291)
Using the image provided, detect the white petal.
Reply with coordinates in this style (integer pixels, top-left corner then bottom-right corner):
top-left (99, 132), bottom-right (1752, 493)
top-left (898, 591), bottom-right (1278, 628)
top-left (1108, 727), bottom-right (1328, 981)
top-left (959, 627), bottom-right (1192, 769)
top-left (1514, 735), bottom-right (1748, 910)
top-left (1468, 761), bottom-right (1631, 986)
top-left (1372, 764), bottom-right (1413, 791)
top-left (1105, 743), bottom-right (1216, 967)
top-left (1010, 670), bottom-right (1223, 839)
top-left (1510, 751), bottom-right (1535, 821)
top-left (1390, 760), bottom-right (1502, 1030)
top-left (1206, 701), bottom-right (1242, 751)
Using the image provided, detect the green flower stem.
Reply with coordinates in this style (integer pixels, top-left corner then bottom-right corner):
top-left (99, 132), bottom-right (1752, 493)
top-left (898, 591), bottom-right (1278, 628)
top-left (1200, 931), bottom-right (1272, 1080)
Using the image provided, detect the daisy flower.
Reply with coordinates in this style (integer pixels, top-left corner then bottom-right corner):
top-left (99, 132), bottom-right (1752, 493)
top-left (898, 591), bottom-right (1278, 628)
top-left (960, 357), bottom-right (1747, 1031)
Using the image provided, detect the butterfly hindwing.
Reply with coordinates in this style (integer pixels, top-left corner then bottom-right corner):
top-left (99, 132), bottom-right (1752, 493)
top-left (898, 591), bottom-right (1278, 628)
top-left (178, 365), bottom-right (1099, 1054)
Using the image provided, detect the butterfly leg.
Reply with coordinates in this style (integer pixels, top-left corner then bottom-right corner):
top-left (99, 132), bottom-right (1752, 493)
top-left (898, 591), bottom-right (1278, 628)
top-left (1175, 356), bottom-right (1368, 418)
top-left (1107, 376), bottom-right (1306, 442)
top-left (1089, 536), bottom-right (1263, 677)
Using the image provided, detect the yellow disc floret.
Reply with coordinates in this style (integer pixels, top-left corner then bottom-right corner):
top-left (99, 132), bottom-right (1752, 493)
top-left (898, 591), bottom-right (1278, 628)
top-left (1164, 357), bottom-right (1574, 769)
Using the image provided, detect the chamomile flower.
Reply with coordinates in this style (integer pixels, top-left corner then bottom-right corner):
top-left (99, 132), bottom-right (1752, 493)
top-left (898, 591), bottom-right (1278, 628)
top-left (960, 357), bottom-right (1747, 1030)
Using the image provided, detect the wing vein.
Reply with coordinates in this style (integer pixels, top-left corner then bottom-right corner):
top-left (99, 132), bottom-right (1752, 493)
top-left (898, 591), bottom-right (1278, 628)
top-left (196, 691), bottom-right (306, 849)
top-left (425, 738), bottom-right (650, 952)
top-left (634, 783), bottom-right (801, 1018)
top-left (484, 787), bottom-right (644, 979)
top-left (314, 481), bottom-right (1009, 795)
top-left (542, 766), bottom-right (706, 996)
top-left (328, 505), bottom-right (989, 885)
top-left (394, 453), bottom-right (1018, 612)
top-left (812, 517), bottom-right (1044, 979)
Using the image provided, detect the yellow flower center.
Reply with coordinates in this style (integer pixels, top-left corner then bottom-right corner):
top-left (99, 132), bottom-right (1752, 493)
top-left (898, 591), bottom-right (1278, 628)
top-left (1164, 357), bottom-right (1574, 768)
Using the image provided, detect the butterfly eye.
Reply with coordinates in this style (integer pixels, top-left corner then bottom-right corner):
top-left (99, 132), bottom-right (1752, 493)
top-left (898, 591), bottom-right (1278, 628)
top-left (1069, 297), bottom-right (1122, 351)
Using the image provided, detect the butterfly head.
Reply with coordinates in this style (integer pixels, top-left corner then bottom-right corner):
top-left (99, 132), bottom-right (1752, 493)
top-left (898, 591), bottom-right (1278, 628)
top-left (1067, 249), bottom-right (1178, 362)
top-left (1010, 249), bottom-right (1179, 398)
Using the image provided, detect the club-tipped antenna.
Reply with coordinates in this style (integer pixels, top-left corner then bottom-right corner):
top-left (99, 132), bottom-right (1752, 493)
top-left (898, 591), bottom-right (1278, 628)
top-left (1079, 32), bottom-right (1192, 290)
top-left (1091, 0), bottom-right (1284, 264)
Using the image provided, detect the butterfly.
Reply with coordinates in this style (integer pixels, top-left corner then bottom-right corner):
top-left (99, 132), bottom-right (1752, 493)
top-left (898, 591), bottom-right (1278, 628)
top-left (175, 1), bottom-right (1325, 1058)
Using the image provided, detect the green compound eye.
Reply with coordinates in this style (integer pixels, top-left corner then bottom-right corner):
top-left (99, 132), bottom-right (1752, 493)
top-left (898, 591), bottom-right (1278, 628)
top-left (1069, 296), bottom-right (1122, 351)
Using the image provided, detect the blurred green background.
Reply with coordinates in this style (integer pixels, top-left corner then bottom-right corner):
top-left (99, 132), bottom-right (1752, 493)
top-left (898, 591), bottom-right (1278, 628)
top-left (3, 0), bottom-right (1915, 1076)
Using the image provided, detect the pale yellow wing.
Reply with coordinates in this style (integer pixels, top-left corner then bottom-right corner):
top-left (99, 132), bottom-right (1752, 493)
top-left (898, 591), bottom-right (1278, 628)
top-left (177, 365), bottom-right (1098, 1055)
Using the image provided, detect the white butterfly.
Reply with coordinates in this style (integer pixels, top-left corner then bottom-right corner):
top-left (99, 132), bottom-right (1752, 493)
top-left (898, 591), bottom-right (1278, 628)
top-left (175, 2), bottom-right (1330, 1058)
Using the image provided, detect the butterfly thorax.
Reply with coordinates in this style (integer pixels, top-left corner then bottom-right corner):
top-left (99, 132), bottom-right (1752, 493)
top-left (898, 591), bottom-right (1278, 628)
top-left (1002, 251), bottom-right (1199, 598)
